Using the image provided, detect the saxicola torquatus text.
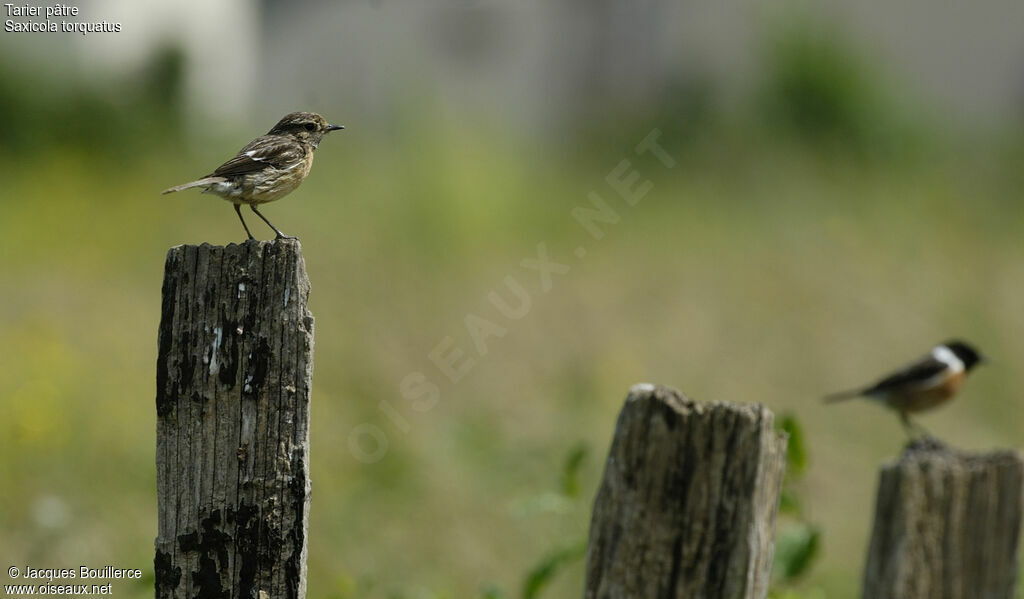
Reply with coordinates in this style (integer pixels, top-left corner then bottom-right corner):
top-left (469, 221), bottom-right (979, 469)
top-left (162, 111), bottom-right (344, 240)
top-left (825, 340), bottom-right (985, 436)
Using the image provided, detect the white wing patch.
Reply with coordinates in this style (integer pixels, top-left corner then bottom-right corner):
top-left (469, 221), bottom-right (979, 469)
top-left (202, 180), bottom-right (240, 197)
top-left (932, 345), bottom-right (965, 374)
top-left (904, 345), bottom-right (965, 391)
top-left (245, 150), bottom-right (269, 161)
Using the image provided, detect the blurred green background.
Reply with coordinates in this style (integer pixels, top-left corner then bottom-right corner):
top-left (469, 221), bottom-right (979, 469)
top-left (2, 2), bottom-right (1024, 598)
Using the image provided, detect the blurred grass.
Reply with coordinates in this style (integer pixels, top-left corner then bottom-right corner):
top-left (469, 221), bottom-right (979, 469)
top-left (3, 20), bottom-right (1024, 599)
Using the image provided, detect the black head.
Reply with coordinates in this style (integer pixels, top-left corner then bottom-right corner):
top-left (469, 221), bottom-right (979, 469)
top-left (943, 339), bottom-right (984, 371)
top-left (267, 111), bottom-right (344, 147)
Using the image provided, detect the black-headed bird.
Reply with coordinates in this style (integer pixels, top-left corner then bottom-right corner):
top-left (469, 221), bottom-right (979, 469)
top-left (825, 340), bottom-right (985, 436)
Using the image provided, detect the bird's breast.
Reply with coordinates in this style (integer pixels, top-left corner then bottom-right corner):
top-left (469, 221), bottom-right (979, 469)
top-left (241, 151), bottom-right (315, 204)
top-left (887, 370), bottom-right (966, 413)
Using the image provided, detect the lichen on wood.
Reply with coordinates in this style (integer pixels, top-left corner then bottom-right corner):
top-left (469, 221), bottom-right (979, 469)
top-left (155, 240), bottom-right (314, 599)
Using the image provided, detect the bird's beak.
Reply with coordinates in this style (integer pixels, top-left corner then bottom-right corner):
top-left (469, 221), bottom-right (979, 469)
top-left (327, 124), bottom-right (345, 132)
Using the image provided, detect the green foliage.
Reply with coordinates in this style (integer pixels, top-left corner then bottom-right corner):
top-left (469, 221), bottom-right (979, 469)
top-left (560, 443), bottom-right (589, 499)
top-left (484, 444), bottom-right (592, 599)
top-left (774, 523), bottom-right (822, 582)
top-left (765, 26), bottom-right (873, 134)
top-left (780, 413), bottom-right (808, 478)
top-left (0, 46), bottom-right (184, 159)
top-left (778, 413), bottom-right (808, 515)
top-left (778, 483), bottom-right (801, 516)
top-left (512, 444), bottom-right (592, 598)
top-left (757, 18), bottom-right (913, 156)
top-left (512, 444), bottom-right (591, 598)
top-left (520, 542), bottom-right (587, 599)
top-left (772, 413), bottom-right (822, 593)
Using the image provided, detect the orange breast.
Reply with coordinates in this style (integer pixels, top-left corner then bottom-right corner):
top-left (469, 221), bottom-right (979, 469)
top-left (887, 371), bottom-right (965, 413)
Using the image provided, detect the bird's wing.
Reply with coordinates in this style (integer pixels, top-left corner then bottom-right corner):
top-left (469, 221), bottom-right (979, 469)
top-left (862, 356), bottom-right (949, 395)
top-left (208, 135), bottom-right (306, 178)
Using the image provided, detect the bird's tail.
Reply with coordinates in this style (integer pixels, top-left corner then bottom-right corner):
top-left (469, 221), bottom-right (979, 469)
top-left (822, 388), bottom-right (864, 403)
top-left (161, 176), bottom-right (224, 195)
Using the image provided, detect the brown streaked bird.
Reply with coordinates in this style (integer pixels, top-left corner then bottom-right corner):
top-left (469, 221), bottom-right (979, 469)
top-left (162, 111), bottom-right (344, 240)
top-left (824, 340), bottom-right (985, 436)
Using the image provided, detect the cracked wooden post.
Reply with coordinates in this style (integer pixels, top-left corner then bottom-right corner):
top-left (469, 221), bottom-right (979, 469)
top-left (861, 444), bottom-right (1024, 599)
top-left (583, 384), bottom-right (788, 599)
top-left (154, 240), bottom-right (314, 599)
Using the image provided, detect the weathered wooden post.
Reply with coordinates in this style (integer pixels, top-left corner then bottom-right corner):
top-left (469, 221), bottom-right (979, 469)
top-left (154, 240), bottom-right (314, 599)
top-left (862, 443), bottom-right (1023, 599)
top-left (583, 384), bottom-right (788, 599)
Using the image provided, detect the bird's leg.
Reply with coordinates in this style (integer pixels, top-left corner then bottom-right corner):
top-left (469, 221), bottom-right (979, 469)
top-left (235, 204), bottom-right (256, 241)
top-left (251, 205), bottom-right (296, 240)
top-left (900, 411), bottom-right (941, 447)
top-left (900, 411), bottom-right (918, 436)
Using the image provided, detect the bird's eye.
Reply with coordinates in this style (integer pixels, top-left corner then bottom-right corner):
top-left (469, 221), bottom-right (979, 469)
top-left (303, 123), bottom-right (316, 132)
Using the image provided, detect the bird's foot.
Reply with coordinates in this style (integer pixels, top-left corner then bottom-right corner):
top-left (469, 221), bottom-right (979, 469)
top-left (274, 233), bottom-right (299, 241)
top-left (904, 433), bottom-right (949, 453)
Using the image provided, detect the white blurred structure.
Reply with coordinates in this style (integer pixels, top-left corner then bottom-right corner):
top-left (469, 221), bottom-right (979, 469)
top-left (85, 0), bottom-right (259, 120)
top-left (6, 0), bottom-right (1023, 130)
top-left (2, 0), bottom-right (260, 122)
top-left (256, 0), bottom-right (1024, 130)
